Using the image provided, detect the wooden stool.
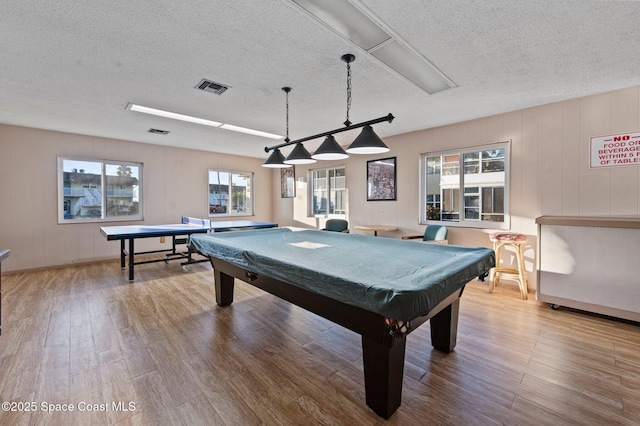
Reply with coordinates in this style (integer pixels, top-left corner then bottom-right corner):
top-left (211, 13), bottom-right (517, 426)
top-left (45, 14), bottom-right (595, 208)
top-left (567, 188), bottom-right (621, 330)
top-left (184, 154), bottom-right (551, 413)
top-left (489, 232), bottom-right (528, 299)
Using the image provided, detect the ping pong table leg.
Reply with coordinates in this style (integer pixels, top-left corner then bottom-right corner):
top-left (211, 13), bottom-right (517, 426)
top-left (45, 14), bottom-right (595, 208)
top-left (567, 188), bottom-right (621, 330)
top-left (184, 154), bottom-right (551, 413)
top-left (120, 240), bottom-right (126, 269)
top-left (128, 238), bottom-right (135, 282)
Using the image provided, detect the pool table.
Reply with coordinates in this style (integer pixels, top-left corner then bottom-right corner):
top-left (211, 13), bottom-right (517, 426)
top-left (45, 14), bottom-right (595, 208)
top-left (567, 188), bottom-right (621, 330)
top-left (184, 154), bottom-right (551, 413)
top-left (189, 228), bottom-right (495, 418)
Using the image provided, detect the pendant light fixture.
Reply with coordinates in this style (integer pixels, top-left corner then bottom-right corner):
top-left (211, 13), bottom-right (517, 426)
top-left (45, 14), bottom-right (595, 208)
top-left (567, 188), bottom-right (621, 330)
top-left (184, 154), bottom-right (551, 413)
top-left (342, 54), bottom-right (390, 155)
top-left (263, 87), bottom-right (295, 168)
top-left (262, 54), bottom-right (394, 168)
top-left (262, 147), bottom-right (290, 168)
top-left (284, 142), bottom-right (316, 164)
top-left (282, 87), bottom-right (316, 165)
top-left (345, 124), bottom-right (390, 154)
top-left (311, 135), bottom-right (349, 160)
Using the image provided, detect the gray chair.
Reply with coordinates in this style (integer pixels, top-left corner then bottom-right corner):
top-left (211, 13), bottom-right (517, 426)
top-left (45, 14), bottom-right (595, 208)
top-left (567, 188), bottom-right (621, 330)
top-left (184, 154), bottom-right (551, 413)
top-left (402, 225), bottom-right (448, 244)
top-left (322, 219), bottom-right (349, 233)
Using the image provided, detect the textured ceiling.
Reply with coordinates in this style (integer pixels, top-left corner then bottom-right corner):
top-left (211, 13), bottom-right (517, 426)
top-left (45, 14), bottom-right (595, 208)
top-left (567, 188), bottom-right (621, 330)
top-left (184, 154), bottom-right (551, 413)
top-left (2, 0), bottom-right (640, 159)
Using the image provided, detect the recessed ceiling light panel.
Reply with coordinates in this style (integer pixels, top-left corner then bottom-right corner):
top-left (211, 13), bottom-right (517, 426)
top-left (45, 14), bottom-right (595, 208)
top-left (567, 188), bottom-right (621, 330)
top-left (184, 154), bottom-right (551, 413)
top-left (371, 40), bottom-right (453, 94)
top-left (288, 0), bottom-right (456, 94)
top-left (220, 123), bottom-right (282, 139)
top-left (289, 0), bottom-right (391, 51)
top-left (126, 103), bottom-right (283, 140)
top-left (126, 103), bottom-right (222, 127)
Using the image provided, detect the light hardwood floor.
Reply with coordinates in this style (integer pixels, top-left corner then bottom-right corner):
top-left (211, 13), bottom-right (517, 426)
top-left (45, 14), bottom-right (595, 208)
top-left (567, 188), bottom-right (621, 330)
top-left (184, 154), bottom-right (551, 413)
top-left (1, 259), bottom-right (639, 425)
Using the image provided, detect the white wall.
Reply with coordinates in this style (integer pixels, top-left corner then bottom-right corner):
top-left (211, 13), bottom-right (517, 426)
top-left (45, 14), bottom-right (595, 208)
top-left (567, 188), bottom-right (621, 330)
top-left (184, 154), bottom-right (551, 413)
top-left (272, 86), bottom-right (640, 290)
top-left (0, 125), bottom-right (273, 272)
top-left (3, 85), bottom-right (639, 279)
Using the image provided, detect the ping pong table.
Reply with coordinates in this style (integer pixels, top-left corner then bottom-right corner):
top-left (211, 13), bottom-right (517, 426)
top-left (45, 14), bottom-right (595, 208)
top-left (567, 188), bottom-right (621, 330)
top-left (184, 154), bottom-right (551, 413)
top-left (189, 228), bottom-right (495, 418)
top-left (100, 217), bottom-right (277, 281)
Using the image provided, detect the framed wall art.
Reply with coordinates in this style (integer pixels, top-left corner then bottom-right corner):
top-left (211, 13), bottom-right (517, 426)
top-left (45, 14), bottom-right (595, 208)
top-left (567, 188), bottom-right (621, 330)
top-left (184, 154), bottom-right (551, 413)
top-left (367, 157), bottom-right (396, 201)
top-left (281, 166), bottom-right (295, 198)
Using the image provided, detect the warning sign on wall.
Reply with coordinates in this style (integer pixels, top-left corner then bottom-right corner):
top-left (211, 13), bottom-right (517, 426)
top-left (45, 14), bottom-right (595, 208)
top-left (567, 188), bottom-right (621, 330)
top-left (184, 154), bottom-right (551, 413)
top-left (590, 131), bottom-right (640, 168)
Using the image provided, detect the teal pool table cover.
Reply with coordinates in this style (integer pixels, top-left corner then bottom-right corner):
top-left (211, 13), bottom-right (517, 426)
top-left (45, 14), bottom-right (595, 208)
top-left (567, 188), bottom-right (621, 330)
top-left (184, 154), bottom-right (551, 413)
top-left (189, 228), bottom-right (495, 321)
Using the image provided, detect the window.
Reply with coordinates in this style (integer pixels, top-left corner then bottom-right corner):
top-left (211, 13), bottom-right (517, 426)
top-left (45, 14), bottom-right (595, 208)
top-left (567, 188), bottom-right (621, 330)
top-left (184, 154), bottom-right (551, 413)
top-left (58, 157), bottom-right (142, 223)
top-left (420, 142), bottom-right (509, 228)
top-left (311, 166), bottom-right (346, 216)
top-left (208, 170), bottom-right (253, 216)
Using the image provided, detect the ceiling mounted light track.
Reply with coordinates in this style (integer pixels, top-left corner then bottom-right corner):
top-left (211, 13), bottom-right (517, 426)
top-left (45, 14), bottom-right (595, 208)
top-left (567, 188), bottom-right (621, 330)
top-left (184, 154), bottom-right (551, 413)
top-left (263, 54), bottom-right (394, 167)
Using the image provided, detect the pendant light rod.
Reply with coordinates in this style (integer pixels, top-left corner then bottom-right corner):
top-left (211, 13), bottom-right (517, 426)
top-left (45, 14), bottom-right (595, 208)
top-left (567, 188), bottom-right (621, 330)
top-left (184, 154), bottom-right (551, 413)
top-left (282, 86), bottom-right (291, 143)
top-left (264, 113), bottom-right (394, 153)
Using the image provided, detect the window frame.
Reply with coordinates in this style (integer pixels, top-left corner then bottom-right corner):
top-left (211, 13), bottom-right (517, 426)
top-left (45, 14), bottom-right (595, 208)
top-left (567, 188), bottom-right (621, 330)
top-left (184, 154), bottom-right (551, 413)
top-left (57, 156), bottom-right (143, 224)
top-left (419, 141), bottom-right (510, 229)
top-left (309, 165), bottom-right (347, 218)
top-left (207, 169), bottom-right (254, 217)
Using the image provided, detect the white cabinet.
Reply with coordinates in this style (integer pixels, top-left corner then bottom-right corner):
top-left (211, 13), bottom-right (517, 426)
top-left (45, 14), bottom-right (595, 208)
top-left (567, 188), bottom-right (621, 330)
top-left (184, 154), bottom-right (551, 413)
top-left (536, 216), bottom-right (640, 322)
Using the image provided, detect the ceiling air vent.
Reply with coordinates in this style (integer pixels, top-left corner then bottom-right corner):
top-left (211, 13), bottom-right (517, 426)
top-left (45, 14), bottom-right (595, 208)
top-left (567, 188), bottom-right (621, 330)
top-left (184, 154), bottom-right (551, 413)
top-left (195, 79), bottom-right (230, 95)
top-left (148, 128), bottom-right (170, 135)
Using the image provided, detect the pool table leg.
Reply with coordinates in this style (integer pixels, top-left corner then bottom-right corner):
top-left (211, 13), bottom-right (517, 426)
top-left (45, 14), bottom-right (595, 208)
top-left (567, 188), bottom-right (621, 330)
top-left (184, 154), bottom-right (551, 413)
top-left (362, 335), bottom-right (406, 419)
top-left (429, 297), bottom-right (460, 353)
top-left (214, 269), bottom-right (235, 306)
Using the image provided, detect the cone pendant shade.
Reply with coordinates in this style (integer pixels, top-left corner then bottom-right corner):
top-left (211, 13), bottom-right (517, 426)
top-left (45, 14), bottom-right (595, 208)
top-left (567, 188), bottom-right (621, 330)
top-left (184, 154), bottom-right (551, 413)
top-left (312, 135), bottom-right (349, 160)
top-left (284, 143), bottom-right (317, 164)
top-left (262, 148), bottom-right (291, 168)
top-left (346, 125), bottom-right (390, 154)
